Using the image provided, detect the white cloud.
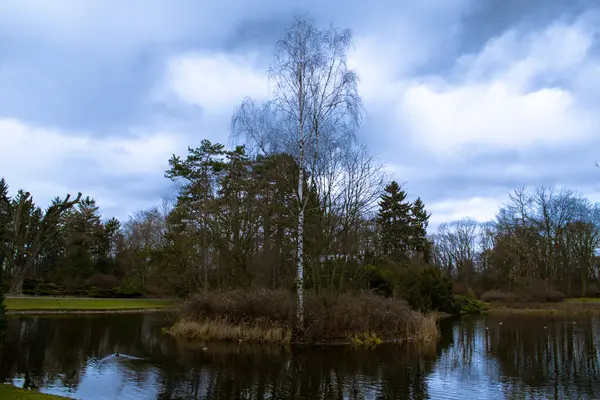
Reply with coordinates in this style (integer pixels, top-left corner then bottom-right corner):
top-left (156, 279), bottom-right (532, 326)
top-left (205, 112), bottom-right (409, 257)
top-left (0, 118), bottom-right (183, 216)
top-left (160, 52), bottom-right (270, 114)
top-left (428, 196), bottom-right (505, 228)
top-left (400, 82), bottom-right (590, 157)
top-left (456, 22), bottom-right (593, 87)
top-left (398, 19), bottom-right (599, 159)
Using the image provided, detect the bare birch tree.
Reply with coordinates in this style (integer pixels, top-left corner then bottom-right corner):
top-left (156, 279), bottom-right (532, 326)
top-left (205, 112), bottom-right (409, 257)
top-left (231, 15), bottom-right (363, 332)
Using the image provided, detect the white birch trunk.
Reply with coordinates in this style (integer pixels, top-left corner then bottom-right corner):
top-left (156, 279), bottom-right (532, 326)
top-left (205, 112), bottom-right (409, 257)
top-left (296, 59), bottom-right (305, 333)
top-left (296, 147), bottom-right (305, 330)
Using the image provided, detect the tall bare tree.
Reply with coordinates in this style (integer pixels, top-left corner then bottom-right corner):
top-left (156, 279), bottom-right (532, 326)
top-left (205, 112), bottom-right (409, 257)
top-left (232, 15), bottom-right (363, 331)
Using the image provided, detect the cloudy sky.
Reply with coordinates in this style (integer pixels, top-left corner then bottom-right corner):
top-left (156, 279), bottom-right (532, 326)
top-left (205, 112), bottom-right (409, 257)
top-left (1, 0), bottom-right (600, 229)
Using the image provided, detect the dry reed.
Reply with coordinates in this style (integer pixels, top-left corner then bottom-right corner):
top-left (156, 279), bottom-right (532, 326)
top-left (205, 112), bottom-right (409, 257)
top-left (170, 288), bottom-right (440, 345)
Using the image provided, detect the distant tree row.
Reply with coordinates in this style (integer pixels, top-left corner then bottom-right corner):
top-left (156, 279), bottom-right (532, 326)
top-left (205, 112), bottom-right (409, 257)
top-left (432, 187), bottom-right (600, 297)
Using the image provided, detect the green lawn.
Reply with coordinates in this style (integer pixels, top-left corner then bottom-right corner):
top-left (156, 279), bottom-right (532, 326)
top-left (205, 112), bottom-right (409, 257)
top-left (0, 385), bottom-right (71, 399)
top-left (4, 297), bottom-right (174, 311)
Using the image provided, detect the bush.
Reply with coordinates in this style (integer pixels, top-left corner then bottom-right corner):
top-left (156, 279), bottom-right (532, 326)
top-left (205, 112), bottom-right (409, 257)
top-left (543, 290), bottom-right (565, 303)
top-left (84, 286), bottom-right (143, 298)
top-left (22, 278), bottom-right (41, 292)
top-left (84, 273), bottom-right (120, 289)
top-left (583, 284), bottom-right (600, 298)
top-left (385, 264), bottom-right (454, 314)
top-left (451, 295), bottom-right (489, 315)
top-left (177, 288), bottom-right (436, 344)
top-left (34, 283), bottom-right (63, 296)
top-left (481, 291), bottom-right (522, 303)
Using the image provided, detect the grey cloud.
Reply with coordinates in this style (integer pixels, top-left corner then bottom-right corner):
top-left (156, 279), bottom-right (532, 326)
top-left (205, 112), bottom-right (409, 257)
top-left (3, 0), bottom-right (600, 221)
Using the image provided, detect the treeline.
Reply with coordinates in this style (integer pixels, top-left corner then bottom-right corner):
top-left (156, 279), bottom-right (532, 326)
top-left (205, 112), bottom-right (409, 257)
top-left (0, 178), bottom-right (157, 297)
top-left (432, 187), bottom-right (600, 298)
top-left (3, 168), bottom-right (599, 305)
top-left (0, 140), bottom-right (435, 302)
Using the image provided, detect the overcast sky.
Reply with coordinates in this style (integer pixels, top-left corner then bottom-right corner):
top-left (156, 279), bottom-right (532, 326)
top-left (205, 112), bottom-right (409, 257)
top-left (1, 0), bottom-right (600, 229)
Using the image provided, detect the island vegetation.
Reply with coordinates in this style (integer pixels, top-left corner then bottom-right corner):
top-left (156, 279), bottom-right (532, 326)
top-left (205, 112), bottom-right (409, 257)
top-left (1, 15), bottom-right (599, 346)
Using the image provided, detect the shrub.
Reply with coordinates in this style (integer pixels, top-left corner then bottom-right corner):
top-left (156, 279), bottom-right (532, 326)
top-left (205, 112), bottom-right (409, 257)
top-left (583, 284), bottom-right (600, 298)
top-left (543, 290), bottom-right (565, 303)
top-left (363, 264), bottom-right (394, 297)
top-left (84, 286), bottom-right (143, 298)
top-left (452, 281), bottom-right (471, 296)
top-left (349, 332), bottom-right (382, 347)
top-left (22, 278), bottom-right (41, 292)
top-left (34, 283), bottom-right (63, 296)
top-left (481, 291), bottom-right (522, 303)
top-left (393, 265), bottom-right (454, 314)
top-left (363, 263), bottom-right (454, 313)
top-left (451, 295), bottom-right (489, 315)
top-left (176, 289), bottom-right (436, 344)
top-left (84, 273), bottom-right (120, 289)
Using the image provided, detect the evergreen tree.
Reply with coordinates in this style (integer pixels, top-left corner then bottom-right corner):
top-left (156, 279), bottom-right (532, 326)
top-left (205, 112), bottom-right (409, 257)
top-left (410, 197), bottom-right (432, 262)
top-left (376, 181), bottom-right (412, 261)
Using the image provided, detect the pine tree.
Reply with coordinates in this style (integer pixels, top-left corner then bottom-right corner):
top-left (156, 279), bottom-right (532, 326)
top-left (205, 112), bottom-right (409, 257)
top-left (410, 197), bottom-right (432, 262)
top-left (376, 181), bottom-right (412, 262)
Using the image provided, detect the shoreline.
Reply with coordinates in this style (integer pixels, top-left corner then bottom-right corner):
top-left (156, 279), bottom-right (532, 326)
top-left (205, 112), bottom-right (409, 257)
top-left (3, 296), bottom-right (176, 315)
top-left (166, 315), bottom-right (440, 347)
top-left (7, 308), bottom-right (173, 315)
top-left (487, 300), bottom-right (600, 315)
top-left (0, 384), bottom-right (71, 399)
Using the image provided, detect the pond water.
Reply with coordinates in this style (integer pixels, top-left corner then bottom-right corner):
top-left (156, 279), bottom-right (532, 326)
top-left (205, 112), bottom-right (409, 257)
top-left (1, 313), bottom-right (599, 399)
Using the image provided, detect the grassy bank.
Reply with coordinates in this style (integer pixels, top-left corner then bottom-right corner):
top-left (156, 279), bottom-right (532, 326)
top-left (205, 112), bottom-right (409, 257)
top-left (168, 289), bottom-right (439, 346)
top-left (4, 297), bottom-right (174, 314)
top-left (488, 298), bottom-right (600, 315)
top-left (0, 384), bottom-right (70, 399)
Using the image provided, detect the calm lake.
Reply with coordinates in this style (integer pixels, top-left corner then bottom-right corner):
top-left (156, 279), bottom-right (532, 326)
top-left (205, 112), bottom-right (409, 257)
top-left (1, 313), bottom-right (599, 399)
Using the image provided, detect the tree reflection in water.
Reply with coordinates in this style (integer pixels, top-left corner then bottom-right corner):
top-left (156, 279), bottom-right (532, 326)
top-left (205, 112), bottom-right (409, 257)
top-left (0, 314), bottom-right (598, 399)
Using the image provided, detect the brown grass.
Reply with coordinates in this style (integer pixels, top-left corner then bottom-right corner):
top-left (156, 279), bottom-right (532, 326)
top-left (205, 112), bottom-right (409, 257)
top-left (169, 318), bottom-right (292, 344)
top-left (481, 289), bottom-right (564, 303)
top-left (171, 288), bottom-right (438, 345)
top-left (407, 315), bottom-right (440, 344)
top-left (489, 299), bottom-right (600, 315)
